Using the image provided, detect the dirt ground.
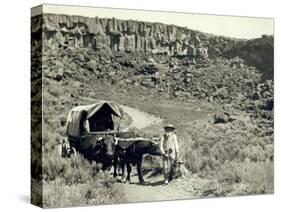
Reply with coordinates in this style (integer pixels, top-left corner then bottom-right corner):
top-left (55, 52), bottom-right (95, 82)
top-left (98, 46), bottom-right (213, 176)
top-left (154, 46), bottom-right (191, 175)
top-left (121, 169), bottom-right (201, 203)
top-left (120, 104), bottom-right (162, 130)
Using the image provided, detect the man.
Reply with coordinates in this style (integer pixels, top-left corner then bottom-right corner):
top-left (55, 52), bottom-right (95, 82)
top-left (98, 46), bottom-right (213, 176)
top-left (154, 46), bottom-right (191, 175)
top-left (159, 124), bottom-right (179, 185)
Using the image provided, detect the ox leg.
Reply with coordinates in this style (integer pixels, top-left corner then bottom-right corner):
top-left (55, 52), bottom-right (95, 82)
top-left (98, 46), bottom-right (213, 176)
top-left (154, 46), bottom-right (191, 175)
top-left (121, 162), bottom-right (126, 183)
top-left (113, 158), bottom-right (118, 178)
top-left (101, 163), bottom-right (107, 171)
top-left (126, 163), bottom-right (132, 184)
top-left (137, 157), bottom-right (145, 184)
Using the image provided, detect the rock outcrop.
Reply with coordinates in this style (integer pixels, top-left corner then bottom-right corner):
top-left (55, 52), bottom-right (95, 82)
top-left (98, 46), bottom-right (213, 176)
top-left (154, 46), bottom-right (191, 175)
top-left (31, 13), bottom-right (274, 85)
top-left (32, 14), bottom-right (244, 63)
top-left (32, 14), bottom-right (273, 80)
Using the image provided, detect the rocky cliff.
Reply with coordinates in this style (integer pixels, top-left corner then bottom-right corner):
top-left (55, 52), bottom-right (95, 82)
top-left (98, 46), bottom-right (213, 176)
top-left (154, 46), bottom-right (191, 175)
top-left (31, 14), bottom-right (273, 80)
top-left (32, 14), bottom-right (244, 61)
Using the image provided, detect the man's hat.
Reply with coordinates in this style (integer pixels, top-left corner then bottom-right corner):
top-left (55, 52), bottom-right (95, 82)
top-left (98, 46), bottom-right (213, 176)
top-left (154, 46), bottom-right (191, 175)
top-left (164, 124), bottom-right (176, 130)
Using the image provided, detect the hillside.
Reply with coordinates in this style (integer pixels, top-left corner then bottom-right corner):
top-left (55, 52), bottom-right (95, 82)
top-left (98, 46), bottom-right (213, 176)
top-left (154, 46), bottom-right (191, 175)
top-left (31, 14), bottom-right (274, 207)
top-left (226, 35), bottom-right (274, 80)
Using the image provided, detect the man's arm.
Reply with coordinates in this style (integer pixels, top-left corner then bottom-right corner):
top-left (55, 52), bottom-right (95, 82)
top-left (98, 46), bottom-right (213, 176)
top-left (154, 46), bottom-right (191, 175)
top-left (159, 136), bottom-right (165, 154)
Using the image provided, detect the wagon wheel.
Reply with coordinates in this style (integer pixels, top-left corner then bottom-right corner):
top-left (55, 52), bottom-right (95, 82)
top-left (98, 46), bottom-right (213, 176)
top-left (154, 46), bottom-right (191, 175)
top-left (70, 147), bottom-right (77, 157)
top-left (61, 138), bottom-right (77, 158)
top-left (61, 139), bottom-right (68, 158)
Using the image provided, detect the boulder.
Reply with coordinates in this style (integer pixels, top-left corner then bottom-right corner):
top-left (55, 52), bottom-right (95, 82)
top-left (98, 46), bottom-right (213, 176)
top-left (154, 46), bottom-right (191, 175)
top-left (76, 53), bottom-right (85, 62)
top-left (141, 79), bottom-right (155, 88)
top-left (86, 60), bottom-right (97, 71)
top-left (50, 67), bottom-right (64, 81)
top-left (214, 111), bottom-right (230, 124)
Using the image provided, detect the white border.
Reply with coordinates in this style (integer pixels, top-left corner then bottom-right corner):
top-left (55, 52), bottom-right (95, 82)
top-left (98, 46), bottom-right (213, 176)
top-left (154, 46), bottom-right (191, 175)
top-left (0, 0), bottom-right (279, 211)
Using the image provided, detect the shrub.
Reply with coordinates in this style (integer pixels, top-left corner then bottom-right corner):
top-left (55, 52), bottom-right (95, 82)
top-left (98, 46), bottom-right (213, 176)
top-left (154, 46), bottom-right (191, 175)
top-left (237, 159), bottom-right (273, 194)
top-left (180, 111), bottom-right (273, 195)
top-left (216, 159), bottom-right (273, 194)
top-left (42, 176), bottom-right (124, 208)
top-left (42, 149), bottom-right (125, 207)
top-left (42, 151), bottom-right (99, 183)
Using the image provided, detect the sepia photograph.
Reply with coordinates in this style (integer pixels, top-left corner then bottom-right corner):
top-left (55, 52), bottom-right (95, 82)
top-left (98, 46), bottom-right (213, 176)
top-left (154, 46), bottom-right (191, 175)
top-left (31, 4), bottom-right (274, 208)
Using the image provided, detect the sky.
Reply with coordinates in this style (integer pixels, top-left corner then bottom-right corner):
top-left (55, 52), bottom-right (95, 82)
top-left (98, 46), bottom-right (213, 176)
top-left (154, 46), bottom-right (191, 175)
top-left (32, 4), bottom-right (274, 39)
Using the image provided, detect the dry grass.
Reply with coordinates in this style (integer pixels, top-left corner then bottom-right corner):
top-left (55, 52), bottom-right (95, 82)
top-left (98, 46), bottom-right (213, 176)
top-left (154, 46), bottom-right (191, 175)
top-left (180, 114), bottom-right (273, 195)
top-left (40, 134), bottom-right (125, 207)
top-left (42, 174), bottom-right (123, 208)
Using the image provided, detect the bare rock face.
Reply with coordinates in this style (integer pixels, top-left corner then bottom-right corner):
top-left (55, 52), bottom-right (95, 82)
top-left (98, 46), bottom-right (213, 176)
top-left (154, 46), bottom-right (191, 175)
top-left (32, 14), bottom-right (273, 81)
top-left (33, 14), bottom-right (245, 61)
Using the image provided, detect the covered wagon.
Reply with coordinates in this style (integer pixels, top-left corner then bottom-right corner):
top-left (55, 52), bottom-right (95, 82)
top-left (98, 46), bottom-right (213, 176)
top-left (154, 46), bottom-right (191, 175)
top-left (61, 101), bottom-right (128, 163)
top-left (66, 101), bottom-right (124, 138)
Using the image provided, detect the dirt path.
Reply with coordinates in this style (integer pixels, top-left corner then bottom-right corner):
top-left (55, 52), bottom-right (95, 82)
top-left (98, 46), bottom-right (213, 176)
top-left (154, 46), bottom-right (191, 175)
top-left (119, 170), bottom-right (203, 203)
top-left (120, 104), bottom-right (162, 129)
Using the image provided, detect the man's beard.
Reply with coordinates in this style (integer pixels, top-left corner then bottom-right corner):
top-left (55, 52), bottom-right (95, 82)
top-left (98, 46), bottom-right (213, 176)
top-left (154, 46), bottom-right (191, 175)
top-left (165, 132), bottom-right (172, 137)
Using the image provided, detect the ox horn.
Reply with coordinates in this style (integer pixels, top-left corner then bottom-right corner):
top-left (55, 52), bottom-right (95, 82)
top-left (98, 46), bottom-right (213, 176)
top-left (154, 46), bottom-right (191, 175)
top-left (114, 137), bottom-right (119, 145)
top-left (150, 140), bottom-right (158, 145)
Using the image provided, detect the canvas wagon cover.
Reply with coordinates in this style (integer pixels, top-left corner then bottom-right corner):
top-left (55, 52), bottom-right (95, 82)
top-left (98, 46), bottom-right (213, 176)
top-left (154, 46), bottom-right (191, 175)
top-left (66, 101), bottom-right (124, 138)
